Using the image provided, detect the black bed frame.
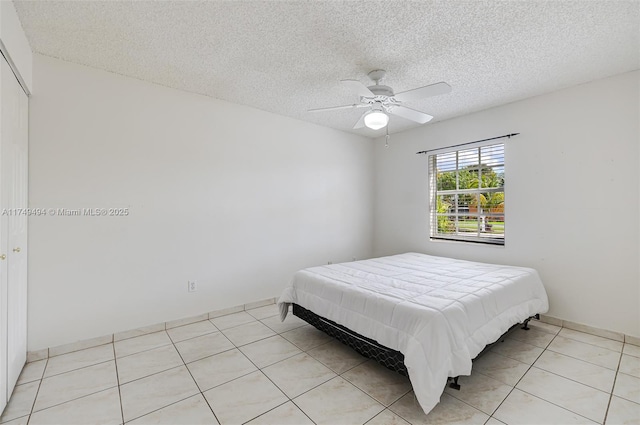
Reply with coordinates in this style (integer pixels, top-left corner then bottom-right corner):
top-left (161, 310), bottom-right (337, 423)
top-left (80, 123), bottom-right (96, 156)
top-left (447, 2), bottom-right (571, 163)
top-left (292, 303), bottom-right (539, 391)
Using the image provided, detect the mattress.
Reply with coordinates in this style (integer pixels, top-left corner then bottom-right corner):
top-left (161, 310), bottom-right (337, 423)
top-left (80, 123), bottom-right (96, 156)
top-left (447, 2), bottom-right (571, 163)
top-left (278, 252), bottom-right (548, 414)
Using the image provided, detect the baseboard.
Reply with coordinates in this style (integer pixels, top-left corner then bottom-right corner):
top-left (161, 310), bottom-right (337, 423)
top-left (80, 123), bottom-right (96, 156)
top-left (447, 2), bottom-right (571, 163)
top-left (27, 297), bottom-right (278, 362)
top-left (540, 314), bottom-right (635, 344)
top-left (27, 301), bottom-right (636, 363)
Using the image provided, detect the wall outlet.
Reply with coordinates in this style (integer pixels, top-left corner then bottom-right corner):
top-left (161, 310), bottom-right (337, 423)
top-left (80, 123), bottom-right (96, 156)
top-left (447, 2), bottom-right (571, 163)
top-left (188, 281), bottom-right (197, 292)
top-left (327, 261), bottom-right (332, 265)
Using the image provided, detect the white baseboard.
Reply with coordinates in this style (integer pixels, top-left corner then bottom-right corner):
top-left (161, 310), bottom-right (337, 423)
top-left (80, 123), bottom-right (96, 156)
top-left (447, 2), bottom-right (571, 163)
top-left (540, 314), bottom-right (634, 344)
top-left (28, 300), bottom-right (637, 362)
top-left (28, 297), bottom-right (278, 362)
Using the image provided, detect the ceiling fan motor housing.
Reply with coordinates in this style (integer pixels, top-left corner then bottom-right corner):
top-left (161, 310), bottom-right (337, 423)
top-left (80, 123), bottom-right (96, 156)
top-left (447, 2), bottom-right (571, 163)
top-left (367, 85), bottom-right (394, 97)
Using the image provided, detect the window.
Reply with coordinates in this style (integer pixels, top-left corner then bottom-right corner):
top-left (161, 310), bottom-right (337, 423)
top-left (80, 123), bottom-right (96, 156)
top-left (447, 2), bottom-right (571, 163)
top-left (429, 143), bottom-right (505, 245)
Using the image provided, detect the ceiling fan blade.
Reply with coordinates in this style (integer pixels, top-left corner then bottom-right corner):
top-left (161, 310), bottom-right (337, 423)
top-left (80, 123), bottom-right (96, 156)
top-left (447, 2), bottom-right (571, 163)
top-left (389, 105), bottom-right (433, 124)
top-left (341, 79), bottom-right (375, 97)
top-left (353, 111), bottom-right (367, 129)
top-left (308, 104), bottom-right (365, 113)
top-left (394, 82), bottom-right (452, 103)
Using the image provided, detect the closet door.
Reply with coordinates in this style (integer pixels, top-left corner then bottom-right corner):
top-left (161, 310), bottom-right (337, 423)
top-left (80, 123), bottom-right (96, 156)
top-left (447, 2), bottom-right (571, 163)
top-left (0, 55), bottom-right (28, 407)
top-left (0, 55), bottom-right (9, 414)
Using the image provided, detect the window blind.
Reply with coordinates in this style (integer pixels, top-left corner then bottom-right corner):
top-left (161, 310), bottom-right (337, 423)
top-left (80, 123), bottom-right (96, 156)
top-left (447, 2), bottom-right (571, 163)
top-left (429, 143), bottom-right (505, 245)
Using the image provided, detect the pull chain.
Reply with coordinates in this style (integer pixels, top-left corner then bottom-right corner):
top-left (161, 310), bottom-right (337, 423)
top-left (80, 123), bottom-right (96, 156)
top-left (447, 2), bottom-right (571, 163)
top-left (385, 126), bottom-right (390, 148)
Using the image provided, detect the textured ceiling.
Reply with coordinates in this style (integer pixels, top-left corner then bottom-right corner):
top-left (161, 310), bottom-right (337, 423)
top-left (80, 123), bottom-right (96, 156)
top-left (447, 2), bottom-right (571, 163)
top-left (13, 1), bottom-right (640, 138)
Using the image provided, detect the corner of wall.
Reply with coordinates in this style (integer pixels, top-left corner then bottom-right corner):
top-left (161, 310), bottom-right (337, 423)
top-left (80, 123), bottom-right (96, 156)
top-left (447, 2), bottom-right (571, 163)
top-left (0, 0), bottom-right (33, 93)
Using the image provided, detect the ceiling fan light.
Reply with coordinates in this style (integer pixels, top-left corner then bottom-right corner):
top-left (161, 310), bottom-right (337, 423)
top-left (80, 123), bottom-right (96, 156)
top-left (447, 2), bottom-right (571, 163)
top-left (364, 110), bottom-right (389, 130)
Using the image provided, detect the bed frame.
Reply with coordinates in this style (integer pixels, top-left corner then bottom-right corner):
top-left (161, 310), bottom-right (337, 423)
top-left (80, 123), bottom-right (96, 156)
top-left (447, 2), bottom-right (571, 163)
top-left (292, 303), bottom-right (539, 390)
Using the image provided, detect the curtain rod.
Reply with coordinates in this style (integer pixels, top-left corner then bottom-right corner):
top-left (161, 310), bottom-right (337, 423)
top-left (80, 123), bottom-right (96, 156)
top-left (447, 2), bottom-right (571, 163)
top-left (416, 133), bottom-right (519, 155)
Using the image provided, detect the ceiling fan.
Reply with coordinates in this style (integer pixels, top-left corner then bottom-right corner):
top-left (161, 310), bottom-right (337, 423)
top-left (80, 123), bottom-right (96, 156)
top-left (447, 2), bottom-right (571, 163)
top-left (309, 70), bottom-right (451, 130)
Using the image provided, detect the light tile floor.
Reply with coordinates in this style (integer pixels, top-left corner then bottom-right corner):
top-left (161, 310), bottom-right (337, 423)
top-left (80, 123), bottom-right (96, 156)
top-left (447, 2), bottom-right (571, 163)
top-left (1, 304), bottom-right (639, 424)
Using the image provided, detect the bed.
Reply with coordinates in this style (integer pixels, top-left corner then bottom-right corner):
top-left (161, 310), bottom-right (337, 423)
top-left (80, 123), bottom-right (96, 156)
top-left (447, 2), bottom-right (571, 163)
top-left (278, 252), bottom-right (548, 415)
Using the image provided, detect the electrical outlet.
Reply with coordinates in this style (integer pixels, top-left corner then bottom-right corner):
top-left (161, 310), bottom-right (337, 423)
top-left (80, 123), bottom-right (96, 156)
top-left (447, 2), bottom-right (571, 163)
top-left (188, 281), bottom-right (197, 292)
top-left (328, 261), bottom-right (332, 265)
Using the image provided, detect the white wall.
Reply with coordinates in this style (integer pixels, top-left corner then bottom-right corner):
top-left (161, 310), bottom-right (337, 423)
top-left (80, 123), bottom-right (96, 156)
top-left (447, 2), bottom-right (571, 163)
top-left (28, 55), bottom-right (374, 350)
top-left (373, 71), bottom-right (640, 337)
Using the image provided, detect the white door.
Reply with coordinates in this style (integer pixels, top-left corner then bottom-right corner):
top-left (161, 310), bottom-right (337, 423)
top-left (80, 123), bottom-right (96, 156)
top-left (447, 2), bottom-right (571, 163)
top-left (0, 56), bottom-right (28, 408)
top-left (0, 56), bottom-right (8, 415)
top-left (5, 55), bottom-right (28, 399)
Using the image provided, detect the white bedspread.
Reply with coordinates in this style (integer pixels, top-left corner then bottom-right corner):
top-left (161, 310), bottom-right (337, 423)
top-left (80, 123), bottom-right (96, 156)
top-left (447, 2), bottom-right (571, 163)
top-left (278, 252), bottom-right (548, 415)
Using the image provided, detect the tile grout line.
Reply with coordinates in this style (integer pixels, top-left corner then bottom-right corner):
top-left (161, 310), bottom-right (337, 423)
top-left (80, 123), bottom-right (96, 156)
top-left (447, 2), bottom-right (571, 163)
top-left (251, 319), bottom-right (402, 422)
top-left (10, 312), bottom-right (326, 424)
top-left (24, 355), bottom-right (49, 424)
top-left (114, 330), bottom-right (174, 359)
top-left (553, 332), bottom-right (624, 353)
top-left (513, 386), bottom-right (608, 424)
top-left (212, 316), bottom-right (341, 424)
top-left (27, 301), bottom-right (279, 362)
top-left (602, 348), bottom-right (625, 425)
top-left (288, 331), bottom-right (388, 421)
top-left (111, 343), bottom-right (125, 425)
top-left (229, 330), bottom-right (308, 423)
top-left (171, 330), bottom-right (222, 425)
top-left (122, 393), bottom-right (199, 423)
top-left (26, 376), bottom-right (116, 414)
top-left (40, 358), bottom-right (114, 380)
top-left (119, 339), bottom-right (219, 423)
top-left (530, 362), bottom-right (617, 395)
top-left (24, 312), bottom-right (633, 424)
top-left (542, 346), bottom-right (620, 372)
top-left (337, 359), bottom-right (412, 408)
top-left (210, 319), bottom-right (256, 332)
top-left (362, 408), bottom-right (398, 425)
top-left (219, 322), bottom-right (303, 424)
top-left (500, 328), bottom-right (620, 394)
top-left (542, 331), bottom-right (623, 372)
top-left (26, 384), bottom-right (119, 419)
top-left (517, 362), bottom-right (619, 423)
top-left (119, 362), bottom-right (185, 387)
top-left (120, 349), bottom-right (208, 425)
top-left (442, 381), bottom-right (503, 421)
top-left (229, 310), bottom-right (320, 424)
top-left (210, 310), bottom-right (276, 332)
top-left (224, 334), bottom-right (276, 349)
top-left (497, 329), bottom-right (615, 424)
top-left (166, 323), bottom-right (220, 345)
top-left (33, 305), bottom-right (632, 363)
top-left (240, 400), bottom-right (295, 424)
top-left (483, 327), bottom-right (558, 422)
top-left (15, 345), bottom-right (121, 421)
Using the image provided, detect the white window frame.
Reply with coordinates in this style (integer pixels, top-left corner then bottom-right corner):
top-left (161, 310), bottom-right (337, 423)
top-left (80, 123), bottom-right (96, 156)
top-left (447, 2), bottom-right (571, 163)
top-left (429, 142), bottom-right (505, 245)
